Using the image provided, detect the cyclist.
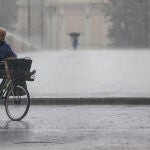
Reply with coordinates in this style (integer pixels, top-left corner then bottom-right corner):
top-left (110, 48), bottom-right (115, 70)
top-left (0, 27), bottom-right (17, 60)
top-left (0, 27), bottom-right (17, 95)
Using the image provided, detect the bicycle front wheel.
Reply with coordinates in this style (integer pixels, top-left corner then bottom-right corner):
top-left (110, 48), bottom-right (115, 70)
top-left (5, 85), bottom-right (30, 121)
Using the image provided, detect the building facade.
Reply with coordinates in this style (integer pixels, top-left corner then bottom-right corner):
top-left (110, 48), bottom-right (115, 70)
top-left (16, 0), bottom-right (109, 50)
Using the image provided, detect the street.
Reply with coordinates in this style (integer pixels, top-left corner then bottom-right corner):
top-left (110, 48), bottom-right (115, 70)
top-left (0, 105), bottom-right (150, 149)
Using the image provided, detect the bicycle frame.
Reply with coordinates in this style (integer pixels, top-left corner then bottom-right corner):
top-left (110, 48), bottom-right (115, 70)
top-left (0, 79), bottom-right (13, 99)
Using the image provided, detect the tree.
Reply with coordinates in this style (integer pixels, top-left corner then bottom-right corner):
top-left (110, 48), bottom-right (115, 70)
top-left (0, 0), bottom-right (17, 31)
top-left (102, 0), bottom-right (150, 48)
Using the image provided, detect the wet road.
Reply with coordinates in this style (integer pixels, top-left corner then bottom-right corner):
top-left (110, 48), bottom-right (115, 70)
top-left (0, 105), bottom-right (150, 150)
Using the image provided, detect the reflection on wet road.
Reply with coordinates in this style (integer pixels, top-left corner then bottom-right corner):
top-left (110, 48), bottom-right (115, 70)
top-left (0, 105), bottom-right (150, 150)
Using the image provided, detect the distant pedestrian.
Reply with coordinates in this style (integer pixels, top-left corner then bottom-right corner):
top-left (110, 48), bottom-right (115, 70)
top-left (73, 38), bottom-right (78, 50)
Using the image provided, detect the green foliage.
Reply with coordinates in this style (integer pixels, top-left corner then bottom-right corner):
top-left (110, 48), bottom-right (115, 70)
top-left (102, 0), bottom-right (150, 48)
top-left (0, 0), bottom-right (17, 31)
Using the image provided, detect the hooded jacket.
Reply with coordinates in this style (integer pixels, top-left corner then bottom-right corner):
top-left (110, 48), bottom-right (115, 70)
top-left (0, 41), bottom-right (17, 61)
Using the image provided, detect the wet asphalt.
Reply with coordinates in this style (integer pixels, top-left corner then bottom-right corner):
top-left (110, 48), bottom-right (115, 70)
top-left (0, 105), bottom-right (150, 150)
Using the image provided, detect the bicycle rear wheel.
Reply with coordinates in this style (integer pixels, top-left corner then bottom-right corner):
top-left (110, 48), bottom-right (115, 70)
top-left (5, 84), bottom-right (30, 121)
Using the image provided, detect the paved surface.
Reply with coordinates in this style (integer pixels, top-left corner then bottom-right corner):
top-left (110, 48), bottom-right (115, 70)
top-left (0, 105), bottom-right (150, 150)
top-left (20, 50), bottom-right (150, 98)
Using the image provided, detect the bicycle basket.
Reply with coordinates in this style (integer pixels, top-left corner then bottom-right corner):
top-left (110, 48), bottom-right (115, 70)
top-left (0, 58), bottom-right (35, 81)
top-left (6, 58), bottom-right (32, 72)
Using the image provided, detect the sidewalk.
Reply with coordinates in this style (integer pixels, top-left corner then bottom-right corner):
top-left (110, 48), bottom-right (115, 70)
top-left (30, 97), bottom-right (150, 105)
top-left (24, 50), bottom-right (150, 104)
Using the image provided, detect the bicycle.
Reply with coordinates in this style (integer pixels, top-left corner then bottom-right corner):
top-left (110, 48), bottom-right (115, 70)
top-left (0, 58), bottom-right (36, 121)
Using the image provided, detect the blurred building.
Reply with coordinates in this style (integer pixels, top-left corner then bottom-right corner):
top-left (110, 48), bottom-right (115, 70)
top-left (16, 0), bottom-right (109, 50)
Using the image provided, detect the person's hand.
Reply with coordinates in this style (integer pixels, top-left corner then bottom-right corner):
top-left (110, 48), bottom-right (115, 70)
top-left (6, 57), bottom-right (16, 60)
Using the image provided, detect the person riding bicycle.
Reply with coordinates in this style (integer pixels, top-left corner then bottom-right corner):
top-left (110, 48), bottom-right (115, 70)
top-left (0, 27), bottom-right (17, 61)
top-left (0, 28), bottom-right (35, 121)
top-left (0, 27), bottom-right (17, 94)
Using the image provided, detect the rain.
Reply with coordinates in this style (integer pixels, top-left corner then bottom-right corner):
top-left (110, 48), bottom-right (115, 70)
top-left (0, 0), bottom-right (150, 150)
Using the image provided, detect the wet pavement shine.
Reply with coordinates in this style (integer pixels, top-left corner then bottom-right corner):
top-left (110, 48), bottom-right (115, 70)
top-left (0, 105), bottom-right (150, 150)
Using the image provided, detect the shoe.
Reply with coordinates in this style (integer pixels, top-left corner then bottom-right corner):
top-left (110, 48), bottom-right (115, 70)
top-left (30, 70), bottom-right (36, 76)
top-left (0, 96), bottom-right (5, 99)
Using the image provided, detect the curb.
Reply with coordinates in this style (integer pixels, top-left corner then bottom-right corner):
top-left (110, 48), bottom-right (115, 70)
top-left (30, 97), bottom-right (150, 105)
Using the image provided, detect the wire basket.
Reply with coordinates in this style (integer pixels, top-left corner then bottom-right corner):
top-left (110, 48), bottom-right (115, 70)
top-left (0, 58), bottom-right (36, 81)
top-left (6, 58), bottom-right (32, 72)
